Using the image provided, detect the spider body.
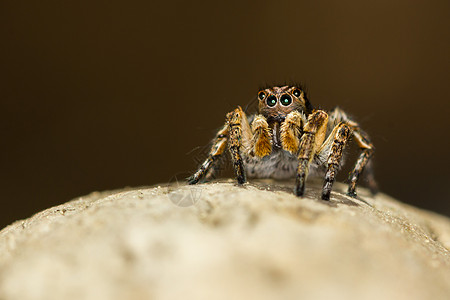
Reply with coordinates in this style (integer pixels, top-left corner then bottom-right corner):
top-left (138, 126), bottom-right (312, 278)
top-left (188, 85), bottom-right (377, 200)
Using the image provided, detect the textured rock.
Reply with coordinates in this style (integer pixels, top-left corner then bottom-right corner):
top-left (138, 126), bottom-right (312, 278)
top-left (0, 180), bottom-right (449, 300)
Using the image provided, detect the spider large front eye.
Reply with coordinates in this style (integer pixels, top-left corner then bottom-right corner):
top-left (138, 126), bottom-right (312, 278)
top-left (258, 91), bottom-right (266, 100)
top-left (266, 95), bottom-right (277, 107)
top-left (280, 94), bottom-right (292, 106)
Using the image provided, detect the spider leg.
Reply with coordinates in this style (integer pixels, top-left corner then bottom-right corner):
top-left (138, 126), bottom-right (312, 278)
top-left (187, 124), bottom-right (228, 184)
top-left (189, 106), bottom-right (252, 185)
top-left (362, 159), bottom-right (378, 194)
top-left (329, 107), bottom-right (376, 197)
top-left (251, 115), bottom-right (272, 157)
top-left (347, 129), bottom-right (375, 197)
top-left (226, 106), bottom-right (252, 184)
top-left (295, 110), bottom-right (329, 197)
top-left (280, 111), bottom-right (305, 154)
top-left (203, 155), bottom-right (226, 181)
top-left (318, 122), bottom-right (351, 200)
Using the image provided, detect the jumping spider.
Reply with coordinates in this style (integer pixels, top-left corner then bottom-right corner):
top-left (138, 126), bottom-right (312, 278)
top-left (188, 85), bottom-right (377, 200)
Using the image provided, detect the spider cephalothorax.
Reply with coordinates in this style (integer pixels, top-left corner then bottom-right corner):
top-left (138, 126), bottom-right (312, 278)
top-left (257, 86), bottom-right (313, 121)
top-left (188, 85), bottom-right (377, 200)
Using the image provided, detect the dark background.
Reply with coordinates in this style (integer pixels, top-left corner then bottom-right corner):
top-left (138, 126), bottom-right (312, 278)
top-left (1, 0), bottom-right (449, 229)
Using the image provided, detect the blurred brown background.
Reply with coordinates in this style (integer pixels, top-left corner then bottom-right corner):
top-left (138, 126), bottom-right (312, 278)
top-left (1, 0), bottom-right (449, 229)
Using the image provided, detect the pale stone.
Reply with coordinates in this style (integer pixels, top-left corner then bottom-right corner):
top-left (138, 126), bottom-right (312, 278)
top-left (0, 180), bottom-right (449, 300)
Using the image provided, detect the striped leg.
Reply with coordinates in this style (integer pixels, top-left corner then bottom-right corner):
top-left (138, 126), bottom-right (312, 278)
top-left (295, 110), bottom-right (329, 196)
top-left (328, 107), bottom-right (376, 197)
top-left (280, 111), bottom-right (305, 154)
top-left (362, 159), bottom-right (378, 195)
top-left (347, 129), bottom-right (374, 197)
top-left (187, 124), bottom-right (228, 184)
top-left (319, 123), bottom-right (351, 200)
top-left (251, 115), bottom-right (272, 157)
top-left (226, 106), bottom-right (250, 184)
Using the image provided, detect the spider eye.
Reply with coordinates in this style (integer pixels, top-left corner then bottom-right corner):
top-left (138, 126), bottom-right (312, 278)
top-left (293, 89), bottom-right (301, 97)
top-left (266, 95), bottom-right (277, 107)
top-left (258, 91), bottom-right (266, 100)
top-left (280, 94), bottom-right (292, 106)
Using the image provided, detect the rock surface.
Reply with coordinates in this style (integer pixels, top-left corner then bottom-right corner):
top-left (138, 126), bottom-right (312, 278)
top-left (0, 180), bottom-right (450, 300)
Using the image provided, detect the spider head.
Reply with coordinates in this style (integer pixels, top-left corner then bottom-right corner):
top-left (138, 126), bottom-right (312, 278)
top-left (257, 86), bottom-right (313, 122)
